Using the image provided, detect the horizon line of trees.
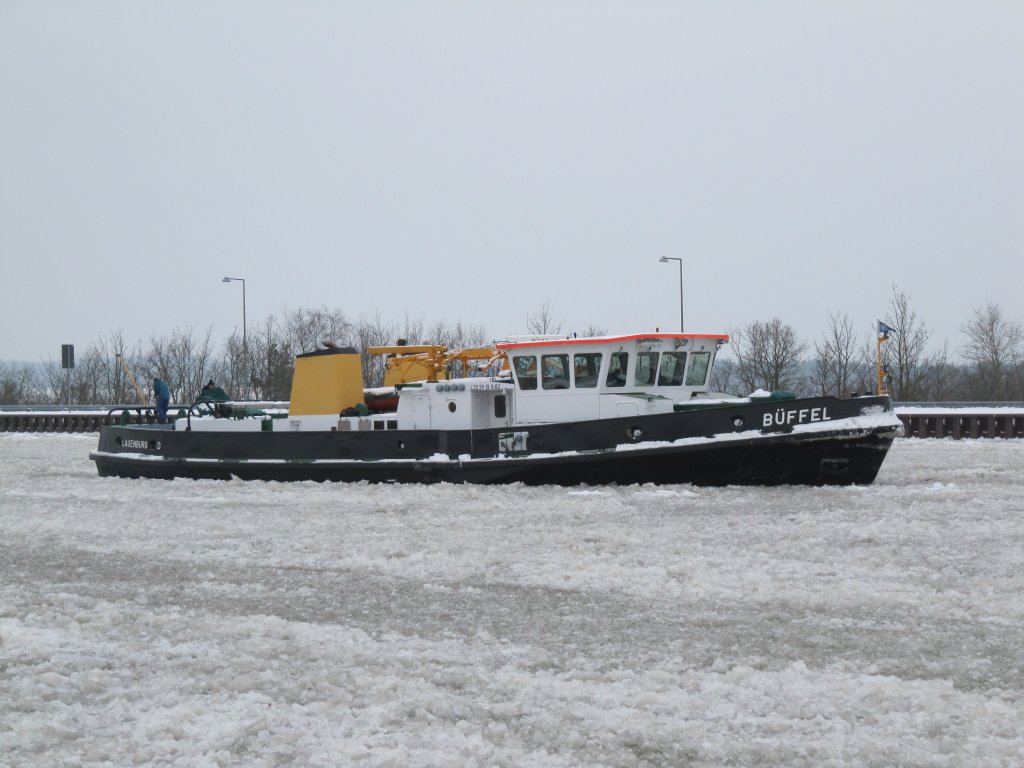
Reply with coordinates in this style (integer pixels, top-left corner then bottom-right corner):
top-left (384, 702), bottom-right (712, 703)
top-left (0, 309), bottom-right (490, 406)
top-left (1, 287), bottom-right (1021, 405)
top-left (716, 287), bottom-right (1023, 401)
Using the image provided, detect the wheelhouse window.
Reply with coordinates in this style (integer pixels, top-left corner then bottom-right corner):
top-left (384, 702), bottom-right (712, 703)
top-left (657, 351), bottom-right (686, 386)
top-left (605, 352), bottom-right (628, 387)
top-left (542, 354), bottom-right (570, 390)
top-left (686, 351), bottom-right (711, 386)
top-left (513, 355), bottom-right (537, 390)
top-left (573, 353), bottom-right (602, 388)
top-left (634, 351), bottom-right (659, 386)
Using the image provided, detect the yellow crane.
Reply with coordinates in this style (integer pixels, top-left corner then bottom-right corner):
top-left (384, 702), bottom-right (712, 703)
top-left (116, 353), bottom-right (149, 405)
top-left (367, 344), bottom-right (503, 386)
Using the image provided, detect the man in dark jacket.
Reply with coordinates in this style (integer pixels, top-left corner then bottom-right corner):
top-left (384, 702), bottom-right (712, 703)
top-left (153, 378), bottom-right (171, 423)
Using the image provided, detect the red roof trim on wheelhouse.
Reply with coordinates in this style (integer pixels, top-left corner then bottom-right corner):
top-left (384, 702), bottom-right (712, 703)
top-left (495, 333), bottom-right (730, 350)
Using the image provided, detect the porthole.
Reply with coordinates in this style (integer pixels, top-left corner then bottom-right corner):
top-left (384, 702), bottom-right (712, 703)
top-left (626, 426), bottom-right (643, 442)
top-left (732, 416), bottom-right (745, 428)
top-left (448, 402), bottom-right (457, 413)
top-left (396, 441), bottom-right (405, 452)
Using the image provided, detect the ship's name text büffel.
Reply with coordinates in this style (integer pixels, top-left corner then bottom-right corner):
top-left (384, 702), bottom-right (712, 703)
top-left (763, 407), bottom-right (831, 428)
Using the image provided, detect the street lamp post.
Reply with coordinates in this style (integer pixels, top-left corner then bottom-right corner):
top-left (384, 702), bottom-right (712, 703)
top-left (659, 256), bottom-right (683, 332)
top-left (222, 276), bottom-right (247, 349)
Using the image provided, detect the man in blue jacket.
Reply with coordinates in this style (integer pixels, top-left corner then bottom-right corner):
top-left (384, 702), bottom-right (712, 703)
top-left (153, 378), bottom-right (170, 423)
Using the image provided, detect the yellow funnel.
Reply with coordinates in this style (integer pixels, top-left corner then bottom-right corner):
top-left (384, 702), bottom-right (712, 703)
top-left (288, 347), bottom-right (365, 416)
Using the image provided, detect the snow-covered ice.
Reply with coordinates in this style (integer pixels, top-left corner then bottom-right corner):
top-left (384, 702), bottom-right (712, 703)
top-left (1, 433), bottom-right (1022, 767)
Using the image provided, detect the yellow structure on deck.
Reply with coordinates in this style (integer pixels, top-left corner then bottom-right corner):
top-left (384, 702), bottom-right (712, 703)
top-left (368, 344), bottom-right (500, 386)
top-left (115, 353), bottom-right (149, 406)
top-left (288, 347), bottom-right (365, 416)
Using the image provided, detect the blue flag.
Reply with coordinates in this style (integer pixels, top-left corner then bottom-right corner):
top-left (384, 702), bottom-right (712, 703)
top-left (878, 320), bottom-right (895, 337)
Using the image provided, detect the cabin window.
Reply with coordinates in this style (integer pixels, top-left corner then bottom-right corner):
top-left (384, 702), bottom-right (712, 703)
top-left (513, 356), bottom-right (537, 390)
top-left (605, 352), bottom-right (628, 387)
top-left (686, 351), bottom-right (711, 386)
top-left (657, 351), bottom-right (686, 386)
top-left (494, 394), bottom-right (507, 418)
top-left (634, 351), bottom-right (659, 386)
top-left (542, 354), bottom-right (570, 390)
top-left (573, 353), bottom-right (602, 388)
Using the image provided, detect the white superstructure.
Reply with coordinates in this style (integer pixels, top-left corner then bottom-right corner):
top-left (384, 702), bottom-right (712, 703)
top-left (383, 332), bottom-right (729, 431)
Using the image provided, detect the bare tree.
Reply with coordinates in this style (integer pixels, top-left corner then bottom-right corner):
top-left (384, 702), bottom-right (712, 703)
top-left (1015, 350), bottom-right (1024, 402)
top-left (843, 337), bottom-right (878, 397)
top-left (34, 335), bottom-right (144, 406)
top-left (730, 318), bottom-right (808, 394)
top-left (144, 324), bottom-right (216, 403)
top-left (357, 313), bottom-right (397, 388)
top-left (884, 285), bottom-right (931, 400)
top-left (526, 300), bottom-right (563, 336)
top-left (709, 355), bottom-right (739, 394)
top-left (39, 352), bottom-right (98, 405)
top-left (960, 302), bottom-right (1024, 400)
top-left (72, 346), bottom-right (107, 404)
top-left (284, 306), bottom-right (354, 354)
top-left (811, 313), bottom-right (861, 397)
top-left (215, 331), bottom-right (249, 400)
top-left (211, 319), bottom-right (289, 401)
top-left (914, 341), bottom-right (966, 401)
top-left (247, 315), bottom-right (294, 400)
top-left (424, 319), bottom-right (489, 350)
top-left (0, 361), bottom-right (42, 404)
top-left (93, 330), bottom-right (146, 404)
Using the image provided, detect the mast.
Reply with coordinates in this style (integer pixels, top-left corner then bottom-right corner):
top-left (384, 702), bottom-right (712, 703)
top-left (876, 321), bottom-right (893, 396)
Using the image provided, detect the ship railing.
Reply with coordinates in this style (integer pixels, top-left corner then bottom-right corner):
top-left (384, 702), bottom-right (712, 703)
top-left (104, 401), bottom-right (288, 429)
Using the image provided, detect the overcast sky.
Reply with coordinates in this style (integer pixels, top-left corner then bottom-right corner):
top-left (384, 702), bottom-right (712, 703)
top-left (1, 1), bottom-right (1021, 362)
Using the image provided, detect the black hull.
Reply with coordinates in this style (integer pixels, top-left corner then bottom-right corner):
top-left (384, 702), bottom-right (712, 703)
top-left (91, 396), bottom-right (901, 486)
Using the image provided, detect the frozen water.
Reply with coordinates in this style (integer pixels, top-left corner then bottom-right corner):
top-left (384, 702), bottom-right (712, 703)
top-left (1, 434), bottom-right (1022, 767)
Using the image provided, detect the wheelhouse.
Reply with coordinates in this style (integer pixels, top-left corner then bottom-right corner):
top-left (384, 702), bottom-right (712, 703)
top-left (495, 333), bottom-right (729, 423)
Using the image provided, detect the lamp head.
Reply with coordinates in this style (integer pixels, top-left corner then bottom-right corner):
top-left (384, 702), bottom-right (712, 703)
top-left (222, 277), bottom-right (231, 282)
top-left (659, 256), bottom-right (669, 263)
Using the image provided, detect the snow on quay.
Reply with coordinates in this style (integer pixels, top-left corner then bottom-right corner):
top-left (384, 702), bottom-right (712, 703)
top-left (1, 434), bottom-right (1022, 767)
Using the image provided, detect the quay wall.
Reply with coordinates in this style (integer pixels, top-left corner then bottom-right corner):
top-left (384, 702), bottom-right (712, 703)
top-left (2, 403), bottom-right (1023, 439)
top-left (895, 405), bottom-right (1024, 439)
